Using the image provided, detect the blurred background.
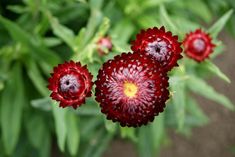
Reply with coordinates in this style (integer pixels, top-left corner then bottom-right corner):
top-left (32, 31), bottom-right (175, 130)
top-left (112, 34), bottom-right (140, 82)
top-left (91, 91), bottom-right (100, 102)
top-left (0, 0), bottom-right (235, 157)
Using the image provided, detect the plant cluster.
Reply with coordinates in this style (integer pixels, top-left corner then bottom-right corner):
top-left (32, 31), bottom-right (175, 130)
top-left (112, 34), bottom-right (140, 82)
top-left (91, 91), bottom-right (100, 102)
top-left (0, 0), bottom-right (234, 157)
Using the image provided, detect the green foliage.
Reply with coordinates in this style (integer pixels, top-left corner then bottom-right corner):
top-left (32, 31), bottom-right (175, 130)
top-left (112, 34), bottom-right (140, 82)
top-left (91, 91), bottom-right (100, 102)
top-left (138, 126), bottom-right (155, 157)
top-left (66, 111), bottom-right (80, 156)
top-left (52, 104), bottom-right (67, 152)
top-left (25, 113), bottom-right (51, 157)
top-left (208, 9), bottom-right (234, 38)
top-left (0, 64), bottom-right (25, 155)
top-left (187, 76), bottom-right (234, 110)
top-left (0, 0), bottom-right (234, 157)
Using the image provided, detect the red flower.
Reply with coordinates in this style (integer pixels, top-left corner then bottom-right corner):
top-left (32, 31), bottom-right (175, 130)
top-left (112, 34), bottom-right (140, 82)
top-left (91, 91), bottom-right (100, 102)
top-left (183, 29), bottom-right (215, 62)
top-left (96, 37), bottom-right (113, 56)
top-left (131, 26), bottom-right (182, 71)
top-left (48, 61), bottom-right (93, 109)
top-left (95, 52), bottom-right (169, 127)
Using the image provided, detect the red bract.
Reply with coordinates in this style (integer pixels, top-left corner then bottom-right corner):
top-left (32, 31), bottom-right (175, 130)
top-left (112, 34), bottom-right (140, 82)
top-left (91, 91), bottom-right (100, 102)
top-left (131, 26), bottom-right (182, 71)
top-left (48, 61), bottom-right (93, 109)
top-left (95, 52), bottom-right (169, 127)
top-left (183, 29), bottom-right (215, 62)
top-left (96, 37), bottom-right (113, 56)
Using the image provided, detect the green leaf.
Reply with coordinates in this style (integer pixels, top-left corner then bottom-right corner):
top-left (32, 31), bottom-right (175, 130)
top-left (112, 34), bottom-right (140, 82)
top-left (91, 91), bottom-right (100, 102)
top-left (171, 79), bottom-right (186, 131)
top-left (151, 114), bottom-right (165, 155)
top-left (137, 126), bottom-right (154, 157)
top-left (74, 28), bottom-right (86, 51)
top-left (200, 60), bottom-right (230, 83)
top-left (0, 15), bottom-right (30, 45)
top-left (0, 63), bottom-right (25, 155)
top-left (66, 111), bottom-right (80, 156)
top-left (83, 2), bottom-right (103, 45)
top-left (75, 98), bottom-right (100, 116)
top-left (187, 76), bottom-right (234, 110)
top-left (104, 119), bottom-right (117, 134)
top-left (142, 0), bottom-right (173, 10)
top-left (94, 17), bottom-right (110, 39)
top-left (72, 17), bottom-right (109, 62)
top-left (173, 16), bottom-right (201, 33)
top-left (137, 15), bottom-right (159, 28)
top-left (184, 0), bottom-right (212, 22)
top-left (43, 37), bottom-right (62, 47)
top-left (111, 19), bottom-right (135, 43)
top-left (159, 5), bottom-right (178, 33)
top-left (208, 9), bottom-right (233, 38)
top-left (81, 128), bottom-right (113, 157)
top-left (88, 133), bottom-right (113, 157)
top-left (25, 114), bottom-right (51, 157)
top-left (7, 5), bottom-right (27, 14)
top-left (76, 0), bottom-right (87, 3)
top-left (186, 97), bottom-right (209, 126)
top-left (52, 103), bottom-right (67, 152)
top-left (31, 97), bottom-right (51, 111)
top-left (47, 12), bottom-right (76, 50)
top-left (120, 127), bottom-right (137, 142)
top-left (74, 17), bottom-right (110, 62)
top-left (24, 58), bottom-right (49, 96)
top-left (89, 0), bottom-right (103, 10)
top-left (80, 117), bottom-right (103, 140)
top-left (0, 15), bottom-right (61, 66)
top-left (0, 80), bottom-right (4, 91)
top-left (210, 40), bottom-right (224, 58)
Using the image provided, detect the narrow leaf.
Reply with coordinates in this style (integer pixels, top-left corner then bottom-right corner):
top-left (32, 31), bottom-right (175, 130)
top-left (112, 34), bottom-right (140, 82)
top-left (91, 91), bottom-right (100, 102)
top-left (104, 119), bottom-right (117, 134)
top-left (47, 12), bottom-right (75, 50)
top-left (159, 5), bottom-right (178, 33)
top-left (25, 115), bottom-right (51, 157)
top-left (52, 103), bottom-right (67, 152)
top-left (75, 98), bottom-right (100, 116)
top-left (24, 58), bottom-right (49, 96)
top-left (186, 97), bottom-right (209, 126)
top-left (0, 63), bottom-right (24, 155)
top-left (0, 15), bottom-right (61, 66)
top-left (187, 76), bottom-right (234, 110)
top-left (82, 128), bottom-right (112, 157)
top-left (151, 114), bottom-right (165, 155)
top-left (184, 0), bottom-right (212, 22)
top-left (200, 60), bottom-right (230, 83)
top-left (137, 126), bottom-right (154, 157)
top-left (31, 97), bottom-right (51, 111)
top-left (171, 80), bottom-right (186, 131)
top-left (43, 37), bottom-right (62, 47)
top-left (208, 9), bottom-right (233, 38)
top-left (120, 127), bottom-right (137, 142)
top-left (66, 111), bottom-right (80, 156)
top-left (89, 133), bottom-right (113, 157)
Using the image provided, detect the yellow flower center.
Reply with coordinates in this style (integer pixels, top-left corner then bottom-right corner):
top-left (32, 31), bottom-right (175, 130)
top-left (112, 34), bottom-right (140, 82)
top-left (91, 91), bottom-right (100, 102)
top-left (123, 82), bottom-right (138, 98)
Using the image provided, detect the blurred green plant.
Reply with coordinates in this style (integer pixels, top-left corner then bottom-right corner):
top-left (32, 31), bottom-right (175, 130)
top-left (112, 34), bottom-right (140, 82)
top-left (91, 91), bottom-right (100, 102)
top-left (0, 0), bottom-right (234, 157)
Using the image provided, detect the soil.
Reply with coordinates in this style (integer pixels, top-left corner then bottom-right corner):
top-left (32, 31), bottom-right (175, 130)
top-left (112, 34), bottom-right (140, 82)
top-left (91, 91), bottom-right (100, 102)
top-left (103, 33), bottom-right (235, 157)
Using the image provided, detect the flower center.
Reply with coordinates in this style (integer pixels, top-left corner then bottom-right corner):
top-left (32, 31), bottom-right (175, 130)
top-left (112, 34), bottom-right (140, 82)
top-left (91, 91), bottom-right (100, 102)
top-left (145, 40), bottom-right (171, 63)
top-left (60, 74), bottom-right (79, 93)
top-left (193, 38), bottom-right (206, 53)
top-left (123, 81), bottom-right (138, 98)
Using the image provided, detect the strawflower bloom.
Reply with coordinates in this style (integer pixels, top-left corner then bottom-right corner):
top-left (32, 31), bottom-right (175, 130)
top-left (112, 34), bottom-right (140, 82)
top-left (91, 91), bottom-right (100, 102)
top-left (48, 61), bottom-right (93, 109)
top-left (183, 29), bottom-right (215, 62)
top-left (131, 26), bottom-right (182, 71)
top-left (95, 52), bottom-right (169, 127)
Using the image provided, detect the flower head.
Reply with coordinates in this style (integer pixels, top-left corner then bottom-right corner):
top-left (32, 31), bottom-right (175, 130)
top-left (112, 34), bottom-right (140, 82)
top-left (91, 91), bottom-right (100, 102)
top-left (48, 61), bottom-right (93, 109)
top-left (183, 29), bottom-right (215, 62)
top-left (95, 52), bottom-right (169, 127)
top-left (131, 26), bottom-right (182, 71)
top-left (96, 36), bottom-right (113, 56)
